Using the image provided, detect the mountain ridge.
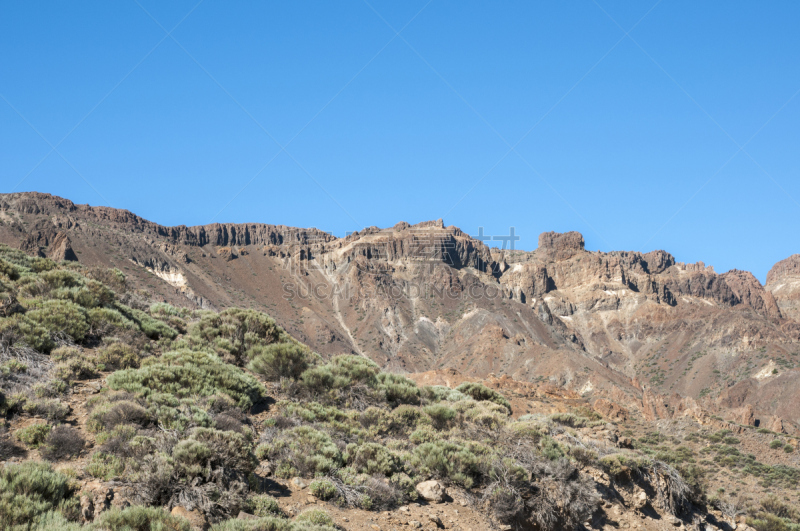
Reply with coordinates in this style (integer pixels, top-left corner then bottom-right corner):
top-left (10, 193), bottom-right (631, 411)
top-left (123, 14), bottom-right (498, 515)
top-left (1, 191), bottom-right (799, 432)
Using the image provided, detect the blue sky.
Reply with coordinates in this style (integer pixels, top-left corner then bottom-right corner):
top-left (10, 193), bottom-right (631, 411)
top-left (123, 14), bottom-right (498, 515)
top-left (2, 1), bottom-right (799, 282)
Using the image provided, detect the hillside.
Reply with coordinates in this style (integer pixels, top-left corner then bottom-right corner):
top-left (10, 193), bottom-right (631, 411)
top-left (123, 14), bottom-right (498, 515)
top-left (2, 243), bottom-right (800, 531)
top-left (1, 192), bottom-right (799, 434)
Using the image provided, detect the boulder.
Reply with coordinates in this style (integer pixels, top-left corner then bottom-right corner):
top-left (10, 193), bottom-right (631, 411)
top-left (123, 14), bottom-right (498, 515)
top-left (415, 480), bottom-right (446, 503)
top-left (171, 506), bottom-right (208, 531)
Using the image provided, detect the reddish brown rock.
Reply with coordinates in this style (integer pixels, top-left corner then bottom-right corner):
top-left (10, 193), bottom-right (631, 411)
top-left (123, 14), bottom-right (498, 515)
top-left (592, 398), bottom-right (628, 422)
top-left (537, 231), bottom-right (585, 261)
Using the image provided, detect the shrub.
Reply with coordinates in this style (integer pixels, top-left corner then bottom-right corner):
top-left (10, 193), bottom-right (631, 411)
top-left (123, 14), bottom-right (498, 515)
top-left (770, 439), bottom-right (783, 449)
top-left (423, 404), bottom-right (456, 430)
top-left (87, 452), bottom-right (125, 480)
top-left (309, 478), bottom-right (337, 501)
top-left (351, 443), bottom-right (400, 476)
top-left (294, 509), bottom-right (334, 527)
top-left (0, 314), bottom-right (54, 352)
top-left (245, 494), bottom-right (285, 517)
top-left (189, 308), bottom-right (291, 363)
top-left (760, 494), bottom-right (800, 520)
top-left (53, 353), bottom-right (98, 382)
top-left (39, 425), bottom-right (85, 461)
top-left (210, 518), bottom-right (294, 531)
top-left (107, 349), bottom-right (266, 410)
top-left (248, 343), bottom-right (311, 381)
top-left (26, 510), bottom-right (84, 530)
top-left (96, 342), bottom-right (141, 370)
top-left (455, 382), bottom-right (512, 414)
top-left (0, 258), bottom-right (20, 280)
top-left (0, 462), bottom-right (78, 529)
top-left (25, 299), bottom-right (89, 342)
top-left (24, 398), bottom-right (70, 421)
top-left (391, 404), bottom-right (422, 429)
top-left (173, 427), bottom-right (256, 479)
top-left (410, 440), bottom-right (480, 488)
top-left (17, 423), bottom-right (52, 448)
top-left (89, 400), bottom-right (151, 432)
top-left (784, 444), bottom-right (794, 454)
top-left (526, 458), bottom-right (600, 530)
top-left (260, 426), bottom-right (342, 478)
top-left (0, 426), bottom-right (25, 460)
top-left (746, 513), bottom-right (794, 531)
top-left (115, 304), bottom-right (178, 340)
top-left (376, 372), bottom-right (420, 405)
top-left (94, 505), bottom-right (192, 531)
top-left (409, 425), bottom-right (438, 444)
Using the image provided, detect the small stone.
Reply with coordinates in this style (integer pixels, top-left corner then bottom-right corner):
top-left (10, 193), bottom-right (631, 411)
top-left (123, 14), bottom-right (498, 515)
top-left (291, 477), bottom-right (307, 489)
top-left (409, 521), bottom-right (422, 529)
top-left (428, 514), bottom-right (443, 526)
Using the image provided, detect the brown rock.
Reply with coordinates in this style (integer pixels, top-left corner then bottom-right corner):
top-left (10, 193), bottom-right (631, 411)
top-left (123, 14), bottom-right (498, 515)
top-left (415, 480), bottom-right (446, 503)
top-left (537, 231), bottom-right (585, 261)
top-left (592, 398), bottom-right (628, 422)
top-left (46, 231), bottom-right (78, 262)
top-left (171, 506), bottom-right (208, 531)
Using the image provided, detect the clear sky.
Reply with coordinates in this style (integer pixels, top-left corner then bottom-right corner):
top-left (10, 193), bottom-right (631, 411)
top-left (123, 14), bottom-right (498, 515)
top-left (2, 1), bottom-right (799, 282)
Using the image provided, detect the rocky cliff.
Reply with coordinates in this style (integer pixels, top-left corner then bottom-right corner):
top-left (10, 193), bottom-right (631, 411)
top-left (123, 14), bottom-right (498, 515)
top-left (1, 191), bottom-right (799, 430)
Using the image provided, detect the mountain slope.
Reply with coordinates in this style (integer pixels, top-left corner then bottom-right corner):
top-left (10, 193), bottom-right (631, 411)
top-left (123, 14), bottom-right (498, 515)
top-left (1, 191), bottom-right (799, 430)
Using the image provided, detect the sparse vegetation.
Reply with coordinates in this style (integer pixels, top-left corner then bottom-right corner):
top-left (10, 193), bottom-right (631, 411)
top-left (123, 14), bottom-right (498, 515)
top-left (1, 242), bottom-right (796, 530)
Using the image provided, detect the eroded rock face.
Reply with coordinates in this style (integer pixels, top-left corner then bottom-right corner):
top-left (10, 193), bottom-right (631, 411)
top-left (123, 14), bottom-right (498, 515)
top-left (537, 231), bottom-right (585, 261)
top-left (46, 232), bottom-right (78, 262)
top-left (721, 270), bottom-right (781, 319)
top-left (3, 192), bottom-right (800, 429)
top-left (766, 254), bottom-right (800, 320)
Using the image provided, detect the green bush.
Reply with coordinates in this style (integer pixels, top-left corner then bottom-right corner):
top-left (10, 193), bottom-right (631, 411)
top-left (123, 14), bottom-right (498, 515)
top-left (87, 451), bottom-right (126, 480)
top-left (0, 462), bottom-right (78, 529)
top-left (424, 404), bottom-right (457, 430)
top-left (27, 510), bottom-right (84, 531)
top-left (115, 304), bottom-right (177, 340)
top-left (391, 404), bottom-right (422, 429)
top-left (86, 307), bottom-right (137, 336)
top-left (107, 349), bottom-right (266, 410)
top-left (351, 443), bottom-right (400, 476)
top-left (261, 426), bottom-right (342, 478)
top-left (784, 444), bottom-right (795, 454)
top-left (309, 478), bottom-right (337, 501)
top-left (189, 308), bottom-right (291, 363)
top-left (210, 517), bottom-right (299, 531)
top-left (455, 382), bottom-right (512, 414)
top-left (0, 314), bottom-right (54, 352)
top-left (770, 439), bottom-right (783, 449)
top-left (294, 509), bottom-right (334, 527)
top-left (300, 354), bottom-right (380, 392)
top-left (376, 372), bottom-right (420, 405)
top-left (0, 257), bottom-right (20, 280)
top-left (52, 347), bottom-right (98, 381)
top-left (173, 427), bottom-right (256, 479)
top-left (248, 343), bottom-right (312, 381)
top-left (94, 505), bottom-right (192, 531)
top-left (246, 494), bottom-right (285, 517)
top-left (746, 513), bottom-right (794, 531)
top-left (97, 342), bottom-right (141, 370)
top-left (23, 399), bottom-right (70, 421)
top-left (25, 300), bottom-right (88, 342)
top-left (410, 440), bottom-right (480, 488)
top-left (16, 423), bottom-right (52, 448)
